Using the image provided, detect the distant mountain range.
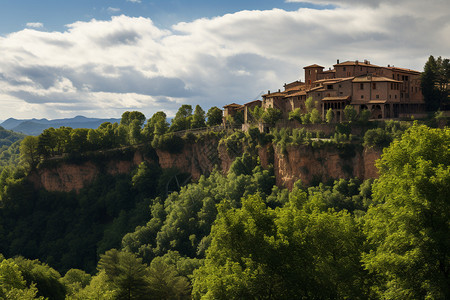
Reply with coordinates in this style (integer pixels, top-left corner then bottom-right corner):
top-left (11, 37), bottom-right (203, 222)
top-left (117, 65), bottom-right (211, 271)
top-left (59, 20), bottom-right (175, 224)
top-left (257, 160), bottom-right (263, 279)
top-left (0, 116), bottom-right (121, 136)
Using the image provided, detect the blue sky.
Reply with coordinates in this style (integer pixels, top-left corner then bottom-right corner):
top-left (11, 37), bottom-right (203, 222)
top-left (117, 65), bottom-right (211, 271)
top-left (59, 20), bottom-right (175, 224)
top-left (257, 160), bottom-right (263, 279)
top-left (0, 0), bottom-right (448, 120)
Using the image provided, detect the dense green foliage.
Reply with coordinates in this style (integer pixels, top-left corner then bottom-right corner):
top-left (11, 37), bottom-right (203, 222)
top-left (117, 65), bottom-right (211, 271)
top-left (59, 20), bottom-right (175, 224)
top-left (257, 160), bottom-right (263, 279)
top-left (421, 55), bottom-right (450, 111)
top-left (0, 100), bottom-right (447, 299)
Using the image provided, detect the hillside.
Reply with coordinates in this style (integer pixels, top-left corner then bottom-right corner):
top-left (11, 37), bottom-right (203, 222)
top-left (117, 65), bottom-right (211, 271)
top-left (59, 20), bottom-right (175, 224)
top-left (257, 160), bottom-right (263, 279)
top-left (0, 108), bottom-right (447, 299)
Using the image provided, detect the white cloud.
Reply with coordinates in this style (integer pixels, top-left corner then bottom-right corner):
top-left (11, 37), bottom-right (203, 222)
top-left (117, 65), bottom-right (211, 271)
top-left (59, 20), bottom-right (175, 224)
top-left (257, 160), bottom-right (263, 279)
top-left (127, 0), bottom-right (142, 3)
top-left (107, 7), bottom-right (121, 14)
top-left (26, 22), bottom-right (44, 28)
top-left (0, 0), bottom-right (449, 119)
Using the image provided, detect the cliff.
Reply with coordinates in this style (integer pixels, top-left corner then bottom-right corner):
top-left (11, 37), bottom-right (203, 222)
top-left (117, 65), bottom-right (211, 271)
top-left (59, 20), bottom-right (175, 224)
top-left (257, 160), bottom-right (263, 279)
top-left (28, 141), bottom-right (381, 193)
top-left (272, 144), bottom-right (380, 189)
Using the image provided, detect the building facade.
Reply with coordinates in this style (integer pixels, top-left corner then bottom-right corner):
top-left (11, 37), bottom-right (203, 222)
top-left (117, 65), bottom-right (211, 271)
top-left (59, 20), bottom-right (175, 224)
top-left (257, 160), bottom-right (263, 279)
top-left (226, 59), bottom-right (426, 125)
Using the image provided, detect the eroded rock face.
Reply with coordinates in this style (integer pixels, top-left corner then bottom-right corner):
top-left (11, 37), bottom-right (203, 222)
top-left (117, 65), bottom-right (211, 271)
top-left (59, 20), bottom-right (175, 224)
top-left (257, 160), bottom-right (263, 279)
top-left (273, 144), bottom-right (380, 189)
top-left (29, 141), bottom-right (381, 193)
top-left (29, 162), bottom-right (99, 193)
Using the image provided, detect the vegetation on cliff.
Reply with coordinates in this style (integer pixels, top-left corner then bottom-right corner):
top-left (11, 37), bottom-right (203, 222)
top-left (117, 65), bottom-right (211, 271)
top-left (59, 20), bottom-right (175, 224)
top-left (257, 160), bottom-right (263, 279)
top-left (0, 100), bottom-right (448, 300)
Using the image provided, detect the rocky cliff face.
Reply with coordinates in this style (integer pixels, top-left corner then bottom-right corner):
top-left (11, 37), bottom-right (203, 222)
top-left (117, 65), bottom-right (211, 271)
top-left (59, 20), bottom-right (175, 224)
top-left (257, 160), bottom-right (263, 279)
top-left (29, 141), bottom-right (381, 193)
top-left (272, 144), bottom-right (381, 189)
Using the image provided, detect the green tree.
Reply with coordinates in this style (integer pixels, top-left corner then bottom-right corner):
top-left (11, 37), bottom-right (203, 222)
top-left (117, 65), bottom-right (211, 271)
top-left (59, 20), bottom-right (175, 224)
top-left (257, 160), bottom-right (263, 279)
top-left (60, 269), bottom-right (91, 297)
top-left (0, 259), bottom-right (42, 300)
top-left (191, 105), bottom-right (206, 129)
top-left (358, 109), bottom-right (371, 123)
top-left (326, 108), bottom-right (334, 124)
top-left (310, 108), bottom-right (321, 124)
top-left (344, 105), bottom-right (357, 122)
top-left (421, 55), bottom-right (449, 111)
top-left (144, 111), bottom-right (169, 139)
top-left (170, 105), bottom-right (193, 132)
top-left (261, 107), bottom-right (282, 127)
top-left (147, 258), bottom-right (190, 299)
top-left (98, 249), bottom-right (149, 300)
top-left (206, 107), bottom-right (223, 127)
top-left (19, 136), bottom-right (39, 170)
top-left (363, 125), bottom-right (450, 299)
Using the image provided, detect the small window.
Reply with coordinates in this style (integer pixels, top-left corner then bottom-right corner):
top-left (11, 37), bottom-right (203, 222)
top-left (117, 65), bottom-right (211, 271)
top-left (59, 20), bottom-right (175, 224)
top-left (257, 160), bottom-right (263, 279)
top-left (340, 91), bottom-right (343, 95)
top-left (361, 95), bottom-right (364, 99)
top-left (343, 67), bottom-right (346, 71)
top-left (395, 95), bottom-right (397, 99)
top-left (360, 83), bottom-right (364, 90)
top-left (327, 85), bottom-right (333, 90)
top-left (372, 83), bottom-right (377, 89)
top-left (376, 95), bottom-right (379, 99)
top-left (339, 84), bottom-right (342, 88)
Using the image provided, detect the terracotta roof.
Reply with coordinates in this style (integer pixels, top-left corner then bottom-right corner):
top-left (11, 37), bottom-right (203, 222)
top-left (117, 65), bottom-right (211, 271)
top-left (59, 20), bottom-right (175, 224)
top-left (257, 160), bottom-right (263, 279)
top-left (337, 77), bottom-right (355, 83)
top-left (262, 92), bottom-right (286, 97)
top-left (322, 96), bottom-right (350, 101)
top-left (223, 103), bottom-right (242, 108)
top-left (385, 66), bottom-right (421, 74)
top-left (334, 61), bottom-right (380, 68)
top-left (352, 75), bottom-right (401, 83)
top-left (308, 86), bottom-right (324, 92)
top-left (313, 78), bottom-right (341, 83)
top-left (304, 64), bottom-right (324, 69)
top-left (285, 90), bottom-right (307, 97)
top-left (243, 100), bottom-right (262, 106)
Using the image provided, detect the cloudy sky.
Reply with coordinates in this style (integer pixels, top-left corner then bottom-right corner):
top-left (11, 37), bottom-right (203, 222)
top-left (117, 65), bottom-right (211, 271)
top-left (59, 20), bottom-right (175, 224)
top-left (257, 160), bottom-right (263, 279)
top-left (0, 0), bottom-right (448, 120)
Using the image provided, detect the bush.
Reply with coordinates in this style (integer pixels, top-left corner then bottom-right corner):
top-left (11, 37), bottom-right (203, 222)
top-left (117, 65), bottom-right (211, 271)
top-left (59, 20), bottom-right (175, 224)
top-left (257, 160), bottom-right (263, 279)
top-left (363, 128), bottom-right (393, 149)
top-left (152, 133), bottom-right (185, 153)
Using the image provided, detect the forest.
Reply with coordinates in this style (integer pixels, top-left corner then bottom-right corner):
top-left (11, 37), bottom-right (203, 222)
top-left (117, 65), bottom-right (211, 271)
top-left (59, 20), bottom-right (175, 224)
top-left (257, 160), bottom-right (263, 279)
top-left (0, 102), bottom-right (448, 299)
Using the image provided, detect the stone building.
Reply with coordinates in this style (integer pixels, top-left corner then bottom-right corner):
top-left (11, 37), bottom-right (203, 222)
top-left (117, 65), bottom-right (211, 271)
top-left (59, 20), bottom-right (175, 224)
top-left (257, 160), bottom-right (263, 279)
top-left (224, 59), bottom-right (426, 125)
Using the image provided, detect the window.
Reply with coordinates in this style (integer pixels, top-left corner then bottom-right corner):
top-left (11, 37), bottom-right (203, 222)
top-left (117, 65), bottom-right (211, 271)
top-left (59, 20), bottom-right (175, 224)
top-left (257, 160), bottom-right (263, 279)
top-left (308, 70), bottom-right (311, 75)
top-left (343, 67), bottom-right (346, 71)
top-left (372, 83), bottom-right (377, 89)
top-left (340, 91), bottom-right (343, 95)
top-left (395, 95), bottom-right (397, 99)
top-left (327, 85), bottom-right (333, 90)
top-left (339, 84), bottom-right (342, 88)
top-left (360, 83), bottom-right (364, 90)
top-left (376, 95), bottom-right (379, 99)
top-left (361, 95), bottom-right (364, 99)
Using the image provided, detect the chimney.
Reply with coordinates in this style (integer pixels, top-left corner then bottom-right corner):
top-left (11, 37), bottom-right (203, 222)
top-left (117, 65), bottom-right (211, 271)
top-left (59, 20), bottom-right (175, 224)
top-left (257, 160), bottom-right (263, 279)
top-left (388, 64), bottom-right (390, 67)
top-left (278, 89), bottom-right (281, 92)
top-left (364, 59), bottom-right (368, 64)
top-left (268, 90), bottom-right (270, 94)
top-left (355, 60), bottom-right (359, 65)
top-left (337, 59), bottom-right (340, 64)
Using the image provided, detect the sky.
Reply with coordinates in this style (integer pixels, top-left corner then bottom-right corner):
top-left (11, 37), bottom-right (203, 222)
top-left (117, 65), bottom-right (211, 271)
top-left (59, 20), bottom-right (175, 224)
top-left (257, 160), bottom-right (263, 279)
top-left (0, 0), bottom-right (449, 120)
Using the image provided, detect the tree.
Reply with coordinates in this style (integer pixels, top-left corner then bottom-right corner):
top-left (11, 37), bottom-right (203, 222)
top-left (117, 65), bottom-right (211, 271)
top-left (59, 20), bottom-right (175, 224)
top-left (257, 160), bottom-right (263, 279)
top-left (19, 136), bottom-right (39, 170)
top-left (206, 107), bottom-right (223, 127)
top-left (144, 111), bottom-right (169, 139)
top-left (147, 258), bottom-right (190, 299)
top-left (261, 107), bottom-right (282, 127)
top-left (191, 105), bottom-right (206, 129)
top-left (421, 55), bottom-right (449, 111)
top-left (326, 108), bottom-right (334, 124)
top-left (363, 125), bottom-right (450, 299)
top-left (358, 109), bottom-right (371, 123)
top-left (310, 108), bottom-right (321, 124)
top-left (193, 195), bottom-right (368, 299)
top-left (170, 105), bottom-right (192, 132)
top-left (344, 105), bottom-right (357, 122)
top-left (98, 249), bottom-right (149, 300)
top-left (0, 259), bottom-right (42, 300)
top-left (120, 111), bottom-right (146, 128)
